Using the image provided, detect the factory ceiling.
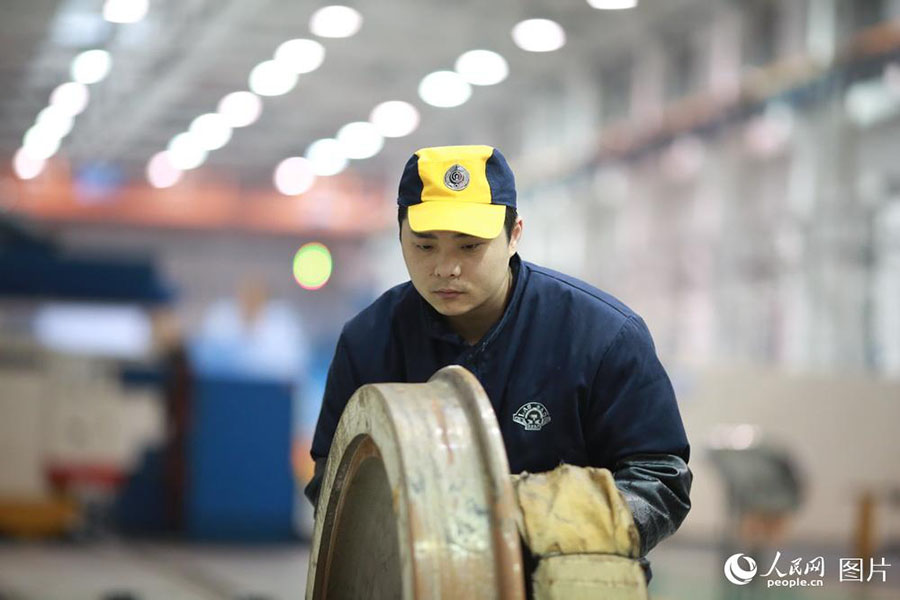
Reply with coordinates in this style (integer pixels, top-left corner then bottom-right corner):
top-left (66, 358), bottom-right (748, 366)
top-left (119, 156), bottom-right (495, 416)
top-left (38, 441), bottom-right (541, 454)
top-left (1, 0), bottom-right (709, 191)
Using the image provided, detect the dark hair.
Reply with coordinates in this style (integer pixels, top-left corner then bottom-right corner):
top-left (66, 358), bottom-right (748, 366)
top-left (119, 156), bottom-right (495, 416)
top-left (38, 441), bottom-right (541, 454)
top-left (398, 205), bottom-right (518, 241)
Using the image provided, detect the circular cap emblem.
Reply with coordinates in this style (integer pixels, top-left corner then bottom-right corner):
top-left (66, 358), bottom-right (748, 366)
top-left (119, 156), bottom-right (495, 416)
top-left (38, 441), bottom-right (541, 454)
top-left (443, 164), bottom-right (470, 191)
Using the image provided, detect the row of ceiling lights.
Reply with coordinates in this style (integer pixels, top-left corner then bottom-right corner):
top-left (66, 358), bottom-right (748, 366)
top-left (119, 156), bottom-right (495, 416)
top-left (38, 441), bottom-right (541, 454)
top-left (151, 1), bottom-right (640, 192)
top-left (265, 13), bottom-right (575, 195)
top-left (269, 2), bottom-right (639, 195)
top-left (12, 1), bottom-right (640, 185)
top-left (13, 48), bottom-right (113, 180)
top-left (146, 5), bottom-right (363, 188)
top-left (12, 0), bottom-right (148, 180)
top-left (271, 46), bottom-right (512, 196)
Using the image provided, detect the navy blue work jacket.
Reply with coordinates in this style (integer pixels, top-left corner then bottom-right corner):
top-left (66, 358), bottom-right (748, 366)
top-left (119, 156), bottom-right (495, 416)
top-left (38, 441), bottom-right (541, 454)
top-left (309, 254), bottom-right (690, 480)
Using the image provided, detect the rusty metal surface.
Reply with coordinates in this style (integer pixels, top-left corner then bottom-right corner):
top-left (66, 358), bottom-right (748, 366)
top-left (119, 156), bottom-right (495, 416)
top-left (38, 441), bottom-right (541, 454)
top-left (306, 365), bottom-right (525, 600)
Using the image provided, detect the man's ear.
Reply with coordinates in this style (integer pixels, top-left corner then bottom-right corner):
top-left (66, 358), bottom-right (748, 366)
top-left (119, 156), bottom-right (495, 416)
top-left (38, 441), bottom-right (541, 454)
top-left (508, 217), bottom-right (524, 256)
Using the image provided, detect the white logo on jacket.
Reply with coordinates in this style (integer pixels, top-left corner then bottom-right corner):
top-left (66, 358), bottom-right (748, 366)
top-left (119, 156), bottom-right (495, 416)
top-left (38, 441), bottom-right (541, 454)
top-left (512, 402), bottom-right (551, 431)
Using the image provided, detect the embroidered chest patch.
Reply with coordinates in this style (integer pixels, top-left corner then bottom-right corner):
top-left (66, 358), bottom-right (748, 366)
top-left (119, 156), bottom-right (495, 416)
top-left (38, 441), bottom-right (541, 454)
top-left (512, 402), bottom-right (551, 431)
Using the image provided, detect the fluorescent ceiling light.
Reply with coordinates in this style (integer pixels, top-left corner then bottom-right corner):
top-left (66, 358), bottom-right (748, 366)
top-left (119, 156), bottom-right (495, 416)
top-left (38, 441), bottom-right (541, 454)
top-left (50, 82), bottom-right (90, 116)
top-left (369, 100), bottom-right (420, 138)
top-left (146, 151), bottom-right (183, 188)
top-left (22, 125), bottom-right (62, 160)
top-left (13, 148), bottom-right (46, 180)
top-left (336, 121), bottom-right (384, 159)
top-left (455, 49), bottom-right (509, 86)
top-left (217, 91), bottom-right (262, 128)
top-left (166, 132), bottom-right (207, 170)
top-left (275, 38), bottom-right (326, 74)
top-left (418, 71), bottom-right (472, 108)
top-left (189, 113), bottom-right (232, 151)
top-left (36, 106), bottom-right (75, 139)
top-left (71, 49), bottom-right (112, 84)
top-left (511, 19), bottom-right (566, 53)
top-left (248, 60), bottom-right (298, 97)
top-left (587, 0), bottom-right (638, 9)
top-left (274, 157), bottom-right (317, 195)
top-left (305, 138), bottom-right (348, 176)
top-left (103, 0), bottom-right (149, 23)
top-left (309, 5), bottom-right (363, 38)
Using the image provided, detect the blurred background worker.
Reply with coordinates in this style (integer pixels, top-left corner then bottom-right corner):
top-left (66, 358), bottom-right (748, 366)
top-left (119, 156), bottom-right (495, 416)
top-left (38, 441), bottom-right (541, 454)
top-left (192, 276), bottom-right (309, 380)
top-left (1, 0), bottom-right (900, 598)
top-left (305, 145), bottom-right (691, 585)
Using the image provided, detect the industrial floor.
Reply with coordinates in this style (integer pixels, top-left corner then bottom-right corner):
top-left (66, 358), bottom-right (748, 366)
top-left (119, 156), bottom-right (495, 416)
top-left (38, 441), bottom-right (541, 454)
top-left (0, 540), bottom-right (896, 599)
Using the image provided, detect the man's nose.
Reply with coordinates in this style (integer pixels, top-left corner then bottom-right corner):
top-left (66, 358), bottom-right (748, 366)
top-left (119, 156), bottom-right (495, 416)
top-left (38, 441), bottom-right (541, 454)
top-left (433, 252), bottom-right (461, 278)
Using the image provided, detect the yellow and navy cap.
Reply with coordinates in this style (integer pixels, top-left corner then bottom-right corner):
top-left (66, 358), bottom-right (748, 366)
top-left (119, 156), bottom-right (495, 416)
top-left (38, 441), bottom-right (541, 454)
top-left (397, 145), bottom-right (516, 239)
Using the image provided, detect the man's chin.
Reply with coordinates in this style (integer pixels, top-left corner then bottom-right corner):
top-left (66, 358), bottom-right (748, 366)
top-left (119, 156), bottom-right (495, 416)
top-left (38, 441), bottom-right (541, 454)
top-left (426, 297), bottom-right (471, 317)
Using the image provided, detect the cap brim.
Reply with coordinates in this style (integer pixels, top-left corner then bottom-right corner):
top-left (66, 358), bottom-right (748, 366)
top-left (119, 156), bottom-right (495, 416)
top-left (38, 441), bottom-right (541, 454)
top-left (408, 201), bottom-right (506, 239)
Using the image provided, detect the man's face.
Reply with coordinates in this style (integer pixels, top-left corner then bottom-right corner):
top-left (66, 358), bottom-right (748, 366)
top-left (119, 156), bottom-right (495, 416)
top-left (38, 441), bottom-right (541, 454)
top-left (400, 217), bottom-right (522, 318)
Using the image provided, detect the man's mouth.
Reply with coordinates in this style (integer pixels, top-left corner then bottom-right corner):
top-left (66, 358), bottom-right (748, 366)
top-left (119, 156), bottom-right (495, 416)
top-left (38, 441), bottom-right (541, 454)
top-left (434, 289), bottom-right (464, 299)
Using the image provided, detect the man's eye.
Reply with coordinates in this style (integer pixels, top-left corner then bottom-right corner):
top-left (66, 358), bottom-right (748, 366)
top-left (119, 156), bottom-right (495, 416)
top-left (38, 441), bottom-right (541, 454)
top-left (461, 243), bottom-right (482, 251)
top-left (416, 244), bottom-right (433, 251)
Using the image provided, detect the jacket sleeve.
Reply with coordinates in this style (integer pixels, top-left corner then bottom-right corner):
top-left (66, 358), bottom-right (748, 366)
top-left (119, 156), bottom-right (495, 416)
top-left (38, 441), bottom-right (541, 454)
top-left (586, 316), bottom-right (692, 555)
top-left (304, 334), bottom-right (361, 508)
top-left (613, 453), bottom-right (692, 556)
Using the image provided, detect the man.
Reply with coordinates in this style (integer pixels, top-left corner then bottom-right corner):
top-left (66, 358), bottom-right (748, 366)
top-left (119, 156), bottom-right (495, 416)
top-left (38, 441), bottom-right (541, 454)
top-left (306, 145), bottom-right (691, 580)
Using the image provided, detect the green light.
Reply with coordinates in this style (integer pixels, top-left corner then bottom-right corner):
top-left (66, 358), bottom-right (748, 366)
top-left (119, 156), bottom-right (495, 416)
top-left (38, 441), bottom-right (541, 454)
top-left (293, 242), bottom-right (332, 290)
